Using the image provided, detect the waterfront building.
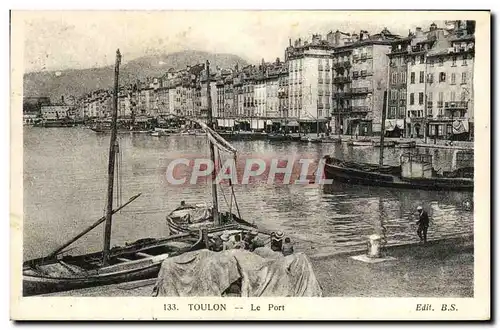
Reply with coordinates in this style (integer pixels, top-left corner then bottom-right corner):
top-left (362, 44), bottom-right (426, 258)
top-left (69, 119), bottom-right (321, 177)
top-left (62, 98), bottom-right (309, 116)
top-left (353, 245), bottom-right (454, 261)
top-left (200, 69), bottom-right (218, 120)
top-left (387, 36), bottom-right (412, 137)
top-left (41, 105), bottom-right (70, 120)
top-left (425, 21), bottom-right (475, 140)
top-left (332, 28), bottom-right (398, 136)
top-left (285, 35), bottom-right (334, 133)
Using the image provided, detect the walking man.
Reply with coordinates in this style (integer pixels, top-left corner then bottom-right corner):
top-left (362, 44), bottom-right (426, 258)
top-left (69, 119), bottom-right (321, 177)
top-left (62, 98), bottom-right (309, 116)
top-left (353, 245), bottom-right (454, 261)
top-left (416, 206), bottom-right (430, 243)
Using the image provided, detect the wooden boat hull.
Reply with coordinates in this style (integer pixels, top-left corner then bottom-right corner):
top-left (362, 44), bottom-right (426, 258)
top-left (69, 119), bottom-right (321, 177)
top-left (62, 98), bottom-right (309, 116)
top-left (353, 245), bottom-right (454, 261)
top-left (23, 233), bottom-right (204, 296)
top-left (395, 141), bottom-right (417, 148)
top-left (166, 207), bottom-right (258, 236)
top-left (373, 141), bottom-right (396, 147)
top-left (23, 263), bottom-right (161, 296)
top-left (348, 140), bottom-right (373, 146)
top-left (90, 127), bottom-right (154, 134)
top-left (323, 157), bottom-right (473, 192)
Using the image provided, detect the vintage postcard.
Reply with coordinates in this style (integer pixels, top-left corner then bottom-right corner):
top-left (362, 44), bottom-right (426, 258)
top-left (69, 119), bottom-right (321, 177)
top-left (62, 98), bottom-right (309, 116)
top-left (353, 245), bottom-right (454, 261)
top-left (10, 10), bottom-right (490, 321)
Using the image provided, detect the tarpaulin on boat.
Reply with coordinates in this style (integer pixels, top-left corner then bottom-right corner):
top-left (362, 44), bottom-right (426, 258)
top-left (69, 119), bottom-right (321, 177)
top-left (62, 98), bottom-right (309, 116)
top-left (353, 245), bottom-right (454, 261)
top-left (152, 248), bottom-right (323, 297)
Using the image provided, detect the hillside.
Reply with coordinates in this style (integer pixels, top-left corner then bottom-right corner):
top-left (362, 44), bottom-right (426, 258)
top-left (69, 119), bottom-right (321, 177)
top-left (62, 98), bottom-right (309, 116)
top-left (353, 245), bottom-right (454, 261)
top-left (23, 50), bottom-right (249, 102)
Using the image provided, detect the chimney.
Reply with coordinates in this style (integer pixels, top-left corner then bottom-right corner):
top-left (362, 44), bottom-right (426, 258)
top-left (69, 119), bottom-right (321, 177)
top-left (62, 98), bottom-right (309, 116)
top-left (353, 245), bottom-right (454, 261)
top-left (289, 38), bottom-right (292, 47)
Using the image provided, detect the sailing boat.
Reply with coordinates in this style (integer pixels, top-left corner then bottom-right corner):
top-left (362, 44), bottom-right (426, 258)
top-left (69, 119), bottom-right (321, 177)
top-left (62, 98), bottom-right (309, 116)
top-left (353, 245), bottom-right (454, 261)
top-left (23, 50), bottom-right (204, 296)
top-left (322, 91), bottom-right (474, 191)
top-left (166, 61), bottom-right (259, 236)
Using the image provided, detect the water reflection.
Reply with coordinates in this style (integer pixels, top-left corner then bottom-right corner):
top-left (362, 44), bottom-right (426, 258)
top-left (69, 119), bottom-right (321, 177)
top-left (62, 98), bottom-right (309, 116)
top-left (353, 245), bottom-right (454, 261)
top-left (23, 128), bottom-right (473, 260)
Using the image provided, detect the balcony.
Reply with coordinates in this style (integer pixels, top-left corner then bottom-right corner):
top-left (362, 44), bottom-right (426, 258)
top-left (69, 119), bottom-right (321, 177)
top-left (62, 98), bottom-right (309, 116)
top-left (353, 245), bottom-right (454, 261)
top-left (437, 101), bottom-right (444, 108)
top-left (351, 106), bottom-right (370, 113)
top-left (445, 101), bottom-right (468, 109)
top-left (333, 76), bottom-right (352, 84)
top-left (334, 91), bottom-right (350, 99)
top-left (427, 101), bottom-right (433, 108)
top-left (350, 87), bottom-right (372, 95)
top-left (333, 62), bottom-right (351, 69)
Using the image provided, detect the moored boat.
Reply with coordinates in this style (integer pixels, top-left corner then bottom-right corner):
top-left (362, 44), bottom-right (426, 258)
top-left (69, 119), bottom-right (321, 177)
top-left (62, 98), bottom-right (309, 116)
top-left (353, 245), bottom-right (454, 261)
top-left (395, 141), bottom-right (417, 148)
top-left (373, 140), bottom-right (396, 148)
top-left (323, 154), bottom-right (473, 191)
top-left (322, 91), bottom-right (473, 192)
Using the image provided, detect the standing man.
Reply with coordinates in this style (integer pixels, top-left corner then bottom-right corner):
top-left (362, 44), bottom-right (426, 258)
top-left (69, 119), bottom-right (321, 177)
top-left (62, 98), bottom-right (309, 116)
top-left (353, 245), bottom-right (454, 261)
top-left (416, 206), bottom-right (430, 243)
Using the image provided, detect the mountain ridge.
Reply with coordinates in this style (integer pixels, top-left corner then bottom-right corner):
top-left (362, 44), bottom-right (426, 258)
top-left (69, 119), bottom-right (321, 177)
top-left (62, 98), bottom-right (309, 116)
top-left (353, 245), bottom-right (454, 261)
top-left (23, 50), bottom-right (250, 102)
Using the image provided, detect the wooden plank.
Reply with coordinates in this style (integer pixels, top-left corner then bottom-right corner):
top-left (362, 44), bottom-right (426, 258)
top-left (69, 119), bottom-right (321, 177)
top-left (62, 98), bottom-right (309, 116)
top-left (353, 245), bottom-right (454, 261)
top-left (117, 257), bottom-right (131, 263)
top-left (136, 252), bottom-right (153, 258)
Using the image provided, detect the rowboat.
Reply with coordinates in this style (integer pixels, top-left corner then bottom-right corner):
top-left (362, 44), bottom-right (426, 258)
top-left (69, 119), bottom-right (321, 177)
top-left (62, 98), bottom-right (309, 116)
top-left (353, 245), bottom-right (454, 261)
top-left (166, 204), bottom-right (257, 236)
top-left (23, 232), bottom-right (203, 296)
top-left (373, 140), bottom-right (395, 148)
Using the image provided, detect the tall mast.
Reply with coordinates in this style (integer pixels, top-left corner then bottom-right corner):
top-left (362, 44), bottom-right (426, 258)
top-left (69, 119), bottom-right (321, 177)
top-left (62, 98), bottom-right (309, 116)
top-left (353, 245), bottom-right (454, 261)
top-left (206, 60), bottom-right (220, 226)
top-left (379, 90), bottom-right (388, 167)
top-left (102, 49), bottom-right (121, 266)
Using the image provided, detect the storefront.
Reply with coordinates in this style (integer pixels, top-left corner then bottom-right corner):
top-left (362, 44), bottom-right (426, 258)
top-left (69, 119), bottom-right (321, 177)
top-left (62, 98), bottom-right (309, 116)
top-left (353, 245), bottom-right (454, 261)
top-left (384, 119), bottom-right (405, 138)
top-left (428, 119), bottom-right (472, 141)
top-left (346, 119), bottom-right (373, 137)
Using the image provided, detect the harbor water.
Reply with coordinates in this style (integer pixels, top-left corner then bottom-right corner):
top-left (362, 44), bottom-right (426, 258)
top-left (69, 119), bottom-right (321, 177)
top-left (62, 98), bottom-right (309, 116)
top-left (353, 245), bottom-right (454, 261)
top-left (23, 127), bottom-right (474, 260)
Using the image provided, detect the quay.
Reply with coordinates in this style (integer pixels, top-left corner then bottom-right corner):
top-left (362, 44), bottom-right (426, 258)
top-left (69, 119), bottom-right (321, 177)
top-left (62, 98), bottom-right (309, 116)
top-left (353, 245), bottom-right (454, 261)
top-left (41, 234), bottom-right (473, 297)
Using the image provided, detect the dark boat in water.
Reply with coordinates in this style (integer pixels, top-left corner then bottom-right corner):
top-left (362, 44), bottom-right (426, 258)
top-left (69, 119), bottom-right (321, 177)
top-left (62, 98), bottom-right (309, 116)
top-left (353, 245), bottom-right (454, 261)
top-left (322, 91), bottom-right (473, 192)
top-left (323, 154), bottom-right (473, 192)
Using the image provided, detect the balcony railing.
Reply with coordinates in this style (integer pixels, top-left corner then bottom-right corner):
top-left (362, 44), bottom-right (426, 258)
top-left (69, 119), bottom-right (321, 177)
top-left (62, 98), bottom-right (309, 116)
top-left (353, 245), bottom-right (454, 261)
top-left (351, 106), bottom-right (370, 113)
top-left (333, 62), bottom-right (351, 69)
top-left (444, 101), bottom-right (468, 109)
top-left (427, 101), bottom-right (433, 108)
top-left (350, 87), bottom-right (372, 94)
top-left (333, 76), bottom-right (352, 84)
top-left (437, 101), bottom-right (444, 108)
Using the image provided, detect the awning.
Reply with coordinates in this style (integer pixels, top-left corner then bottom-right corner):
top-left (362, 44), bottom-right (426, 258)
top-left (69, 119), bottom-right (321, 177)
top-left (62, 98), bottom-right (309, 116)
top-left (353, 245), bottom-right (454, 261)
top-left (385, 119), bottom-right (404, 131)
top-left (285, 121), bottom-right (299, 127)
top-left (452, 120), bottom-right (469, 134)
top-left (266, 120), bottom-right (273, 125)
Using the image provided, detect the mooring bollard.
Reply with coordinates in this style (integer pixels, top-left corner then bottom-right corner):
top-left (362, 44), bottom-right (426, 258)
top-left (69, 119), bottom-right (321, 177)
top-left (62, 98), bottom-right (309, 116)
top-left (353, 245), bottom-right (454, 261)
top-left (367, 234), bottom-right (382, 258)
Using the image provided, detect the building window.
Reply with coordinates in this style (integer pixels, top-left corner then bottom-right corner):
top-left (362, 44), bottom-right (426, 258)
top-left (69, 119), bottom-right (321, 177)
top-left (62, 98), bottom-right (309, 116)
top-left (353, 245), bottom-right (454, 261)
top-left (427, 73), bottom-right (434, 83)
top-left (410, 72), bottom-right (415, 84)
top-left (390, 89), bottom-right (397, 100)
top-left (461, 72), bottom-right (468, 84)
top-left (400, 72), bottom-right (407, 84)
top-left (438, 57), bottom-right (444, 66)
top-left (411, 56), bottom-right (416, 65)
top-left (400, 89), bottom-right (406, 99)
top-left (451, 73), bottom-right (456, 84)
top-left (450, 91), bottom-right (456, 101)
top-left (462, 55), bottom-right (468, 66)
top-left (419, 55), bottom-right (425, 64)
top-left (391, 73), bottom-right (397, 85)
top-left (439, 72), bottom-right (446, 83)
top-left (409, 93), bottom-right (415, 105)
top-left (452, 56), bottom-right (457, 66)
top-left (461, 91), bottom-right (467, 101)
top-left (429, 58), bottom-right (434, 67)
top-left (418, 92), bottom-right (424, 105)
top-left (419, 71), bottom-right (424, 83)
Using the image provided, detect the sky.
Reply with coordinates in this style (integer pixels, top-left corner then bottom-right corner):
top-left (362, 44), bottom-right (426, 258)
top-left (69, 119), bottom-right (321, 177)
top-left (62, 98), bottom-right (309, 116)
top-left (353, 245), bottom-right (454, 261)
top-left (18, 11), bottom-right (445, 73)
